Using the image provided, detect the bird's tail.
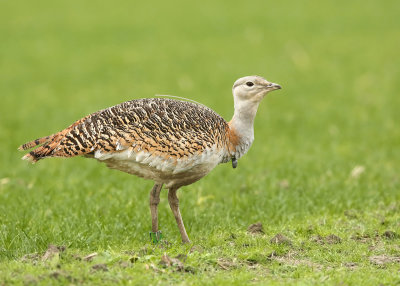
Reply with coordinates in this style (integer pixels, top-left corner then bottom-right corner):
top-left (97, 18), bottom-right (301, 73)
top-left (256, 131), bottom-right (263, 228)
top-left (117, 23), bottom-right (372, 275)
top-left (19, 114), bottom-right (97, 163)
top-left (18, 134), bottom-right (57, 163)
top-left (18, 135), bottom-right (54, 151)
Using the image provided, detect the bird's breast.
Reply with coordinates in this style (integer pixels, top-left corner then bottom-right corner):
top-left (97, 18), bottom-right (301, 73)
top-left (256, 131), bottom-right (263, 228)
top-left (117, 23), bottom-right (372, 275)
top-left (226, 122), bottom-right (254, 160)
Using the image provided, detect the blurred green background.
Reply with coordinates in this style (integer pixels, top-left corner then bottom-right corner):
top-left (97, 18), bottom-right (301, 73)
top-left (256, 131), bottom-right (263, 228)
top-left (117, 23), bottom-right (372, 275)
top-left (0, 0), bottom-right (399, 272)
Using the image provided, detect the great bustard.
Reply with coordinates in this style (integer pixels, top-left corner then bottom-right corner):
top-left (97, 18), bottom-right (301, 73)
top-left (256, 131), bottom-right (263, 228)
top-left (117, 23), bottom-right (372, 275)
top-left (19, 75), bottom-right (281, 243)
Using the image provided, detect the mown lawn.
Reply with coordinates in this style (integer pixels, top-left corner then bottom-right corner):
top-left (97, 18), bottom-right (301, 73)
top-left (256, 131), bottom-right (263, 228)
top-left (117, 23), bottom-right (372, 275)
top-left (0, 0), bottom-right (399, 285)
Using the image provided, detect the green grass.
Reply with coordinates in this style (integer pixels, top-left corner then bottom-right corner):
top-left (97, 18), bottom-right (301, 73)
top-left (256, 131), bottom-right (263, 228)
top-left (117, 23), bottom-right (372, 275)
top-left (1, 0), bottom-right (400, 284)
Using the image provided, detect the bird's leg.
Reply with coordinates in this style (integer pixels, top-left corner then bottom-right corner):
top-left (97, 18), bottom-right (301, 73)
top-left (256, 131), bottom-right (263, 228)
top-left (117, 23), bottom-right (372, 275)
top-left (149, 183), bottom-right (163, 243)
top-left (168, 188), bottom-right (191, 244)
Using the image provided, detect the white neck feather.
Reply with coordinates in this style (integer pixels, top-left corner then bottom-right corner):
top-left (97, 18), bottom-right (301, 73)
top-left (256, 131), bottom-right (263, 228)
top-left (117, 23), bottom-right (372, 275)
top-left (229, 98), bottom-right (261, 158)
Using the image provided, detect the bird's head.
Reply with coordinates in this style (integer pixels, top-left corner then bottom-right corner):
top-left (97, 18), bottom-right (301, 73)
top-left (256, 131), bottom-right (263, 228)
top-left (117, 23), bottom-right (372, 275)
top-left (232, 75), bottom-right (281, 103)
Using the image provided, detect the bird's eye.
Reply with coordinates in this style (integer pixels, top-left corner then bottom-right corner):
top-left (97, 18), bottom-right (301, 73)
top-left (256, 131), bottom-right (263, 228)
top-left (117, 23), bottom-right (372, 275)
top-left (246, 82), bottom-right (254, 87)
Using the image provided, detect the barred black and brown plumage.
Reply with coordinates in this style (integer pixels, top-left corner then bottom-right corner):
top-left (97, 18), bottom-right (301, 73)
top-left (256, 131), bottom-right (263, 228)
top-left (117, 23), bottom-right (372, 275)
top-left (19, 75), bottom-right (282, 243)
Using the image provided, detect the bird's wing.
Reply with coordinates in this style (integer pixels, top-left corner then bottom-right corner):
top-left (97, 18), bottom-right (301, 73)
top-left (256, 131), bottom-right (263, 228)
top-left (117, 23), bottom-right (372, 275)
top-left (20, 98), bottom-right (229, 163)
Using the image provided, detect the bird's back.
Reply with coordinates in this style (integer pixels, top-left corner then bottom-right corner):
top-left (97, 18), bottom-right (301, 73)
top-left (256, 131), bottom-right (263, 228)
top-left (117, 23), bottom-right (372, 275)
top-left (20, 98), bottom-right (235, 187)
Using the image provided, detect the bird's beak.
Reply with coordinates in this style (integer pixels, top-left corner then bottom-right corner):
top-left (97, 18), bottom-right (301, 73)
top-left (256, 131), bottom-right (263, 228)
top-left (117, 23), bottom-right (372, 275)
top-left (267, 82), bottom-right (282, 90)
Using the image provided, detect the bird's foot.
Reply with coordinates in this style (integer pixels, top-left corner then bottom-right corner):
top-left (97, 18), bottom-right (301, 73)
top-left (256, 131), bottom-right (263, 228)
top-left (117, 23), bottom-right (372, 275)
top-left (149, 230), bottom-right (163, 244)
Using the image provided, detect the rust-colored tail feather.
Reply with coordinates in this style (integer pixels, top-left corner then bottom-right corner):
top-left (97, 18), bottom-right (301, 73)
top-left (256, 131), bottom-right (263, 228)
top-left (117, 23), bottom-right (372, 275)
top-left (18, 135), bottom-right (53, 151)
top-left (22, 151), bottom-right (39, 163)
top-left (19, 134), bottom-right (59, 163)
top-left (19, 115), bottom-right (96, 163)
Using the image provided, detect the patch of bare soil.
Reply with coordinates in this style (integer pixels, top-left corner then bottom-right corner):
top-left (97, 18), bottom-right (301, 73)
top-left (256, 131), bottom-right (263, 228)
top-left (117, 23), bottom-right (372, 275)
top-left (38, 244), bottom-right (66, 267)
top-left (325, 234), bottom-right (341, 244)
top-left (217, 258), bottom-right (240, 270)
top-left (369, 255), bottom-right (400, 266)
top-left (21, 253), bottom-right (41, 264)
top-left (143, 254), bottom-right (192, 274)
top-left (310, 235), bottom-right (325, 245)
top-left (270, 233), bottom-right (292, 246)
top-left (48, 270), bottom-right (76, 282)
top-left (310, 234), bottom-right (341, 244)
top-left (368, 241), bottom-right (386, 252)
top-left (382, 230), bottom-right (398, 239)
top-left (41, 245), bottom-right (66, 262)
top-left (45, 269), bottom-right (78, 283)
top-left (351, 234), bottom-right (372, 243)
top-left (247, 222), bottom-right (264, 235)
top-left (343, 262), bottom-right (358, 270)
top-left (159, 254), bottom-right (185, 272)
top-left (274, 257), bottom-right (323, 270)
top-left (49, 270), bottom-right (65, 279)
top-left (271, 251), bottom-right (323, 270)
top-left (91, 263), bottom-right (108, 272)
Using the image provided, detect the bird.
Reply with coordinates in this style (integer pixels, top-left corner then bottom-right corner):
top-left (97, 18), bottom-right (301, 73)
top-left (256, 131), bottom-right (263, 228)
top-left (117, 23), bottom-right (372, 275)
top-left (19, 75), bottom-right (282, 243)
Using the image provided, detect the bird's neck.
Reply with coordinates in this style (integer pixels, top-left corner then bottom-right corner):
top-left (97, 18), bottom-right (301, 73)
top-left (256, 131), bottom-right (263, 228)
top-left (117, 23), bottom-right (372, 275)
top-left (228, 99), bottom-right (260, 159)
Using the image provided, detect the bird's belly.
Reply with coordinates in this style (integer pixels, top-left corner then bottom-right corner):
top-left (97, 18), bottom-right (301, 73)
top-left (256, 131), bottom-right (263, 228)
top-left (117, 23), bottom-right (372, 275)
top-left (94, 147), bottom-right (226, 188)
